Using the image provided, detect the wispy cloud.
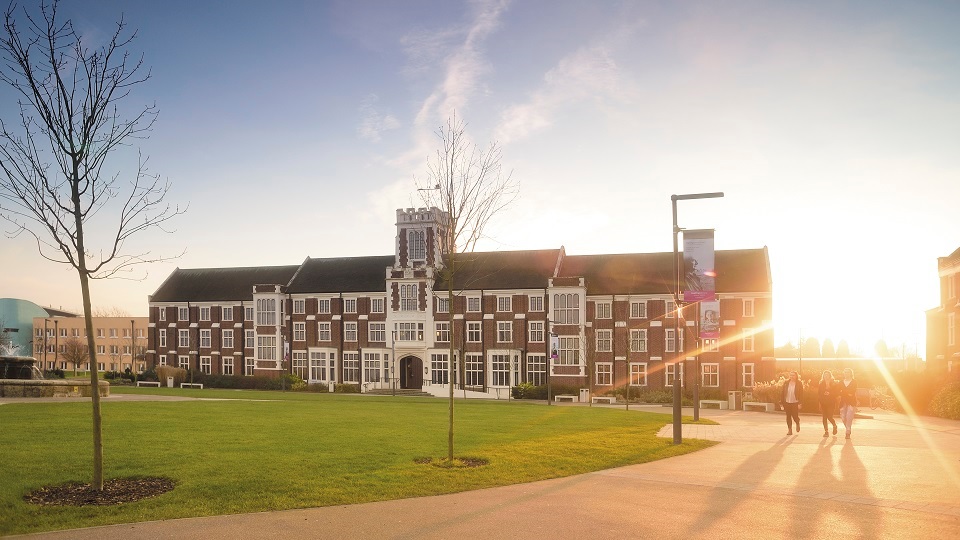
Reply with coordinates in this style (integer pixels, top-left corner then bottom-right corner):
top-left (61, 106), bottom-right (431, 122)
top-left (357, 94), bottom-right (400, 142)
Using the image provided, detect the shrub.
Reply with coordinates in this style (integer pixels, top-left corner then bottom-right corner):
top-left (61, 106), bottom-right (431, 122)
top-left (928, 382), bottom-right (960, 420)
top-left (139, 368), bottom-right (158, 382)
top-left (43, 369), bottom-right (65, 379)
top-left (335, 383), bottom-right (360, 393)
top-left (512, 382), bottom-right (547, 400)
top-left (155, 365), bottom-right (187, 387)
top-left (306, 383), bottom-right (329, 393)
top-left (280, 373), bottom-right (306, 391)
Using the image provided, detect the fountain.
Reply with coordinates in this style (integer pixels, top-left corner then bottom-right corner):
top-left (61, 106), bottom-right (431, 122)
top-left (0, 356), bottom-right (109, 398)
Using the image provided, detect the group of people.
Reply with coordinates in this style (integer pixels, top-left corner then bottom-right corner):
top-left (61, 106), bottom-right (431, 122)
top-left (779, 368), bottom-right (858, 439)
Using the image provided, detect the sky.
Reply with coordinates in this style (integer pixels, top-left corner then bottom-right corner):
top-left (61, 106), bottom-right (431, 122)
top-left (2, 0), bottom-right (959, 358)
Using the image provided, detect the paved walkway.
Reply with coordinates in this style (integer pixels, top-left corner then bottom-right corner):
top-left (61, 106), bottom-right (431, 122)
top-left (10, 406), bottom-right (960, 539)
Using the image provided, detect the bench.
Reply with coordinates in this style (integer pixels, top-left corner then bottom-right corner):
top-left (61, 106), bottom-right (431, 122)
top-left (136, 381), bottom-right (160, 387)
top-left (743, 401), bottom-right (774, 412)
top-left (554, 394), bottom-right (577, 403)
top-left (699, 399), bottom-right (729, 410)
top-left (180, 383), bottom-right (204, 389)
top-left (592, 396), bottom-right (616, 404)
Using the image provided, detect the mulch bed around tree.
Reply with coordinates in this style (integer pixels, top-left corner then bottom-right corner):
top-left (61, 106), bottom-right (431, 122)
top-left (24, 477), bottom-right (175, 506)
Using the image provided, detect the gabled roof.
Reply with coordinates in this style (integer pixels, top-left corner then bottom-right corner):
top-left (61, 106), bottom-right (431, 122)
top-left (558, 248), bottom-right (771, 295)
top-left (436, 249), bottom-right (562, 291)
top-left (150, 266), bottom-right (300, 303)
top-left (286, 255), bottom-right (395, 294)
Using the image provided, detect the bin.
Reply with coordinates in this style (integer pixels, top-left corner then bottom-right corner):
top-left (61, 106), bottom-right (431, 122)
top-left (167, 376), bottom-right (175, 388)
top-left (579, 388), bottom-right (590, 403)
top-left (728, 390), bottom-right (742, 410)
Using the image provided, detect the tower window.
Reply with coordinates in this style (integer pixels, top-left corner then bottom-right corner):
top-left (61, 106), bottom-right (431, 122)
top-left (408, 230), bottom-right (426, 261)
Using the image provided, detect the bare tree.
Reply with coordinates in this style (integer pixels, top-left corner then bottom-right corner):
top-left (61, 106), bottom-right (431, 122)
top-left (92, 306), bottom-right (131, 317)
top-left (0, 1), bottom-right (183, 490)
top-left (417, 114), bottom-right (518, 461)
top-left (61, 337), bottom-right (88, 375)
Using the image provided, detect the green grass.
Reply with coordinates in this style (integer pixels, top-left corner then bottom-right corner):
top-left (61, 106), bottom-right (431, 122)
top-left (0, 392), bottom-right (715, 535)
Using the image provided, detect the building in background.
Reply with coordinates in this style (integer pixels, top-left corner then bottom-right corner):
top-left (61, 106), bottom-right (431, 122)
top-left (0, 298), bottom-right (76, 356)
top-left (31, 316), bottom-right (149, 373)
top-left (927, 246), bottom-right (960, 377)
top-left (146, 207), bottom-right (773, 398)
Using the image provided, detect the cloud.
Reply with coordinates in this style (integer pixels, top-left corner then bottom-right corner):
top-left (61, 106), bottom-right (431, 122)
top-left (357, 94), bottom-right (400, 142)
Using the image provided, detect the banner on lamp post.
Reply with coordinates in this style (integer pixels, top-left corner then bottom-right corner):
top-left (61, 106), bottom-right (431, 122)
top-left (699, 300), bottom-right (720, 339)
top-left (683, 229), bottom-right (716, 302)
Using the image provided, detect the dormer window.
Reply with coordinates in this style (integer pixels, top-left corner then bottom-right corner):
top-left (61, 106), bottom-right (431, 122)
top-left (408, 230), bottom-right (426, 261)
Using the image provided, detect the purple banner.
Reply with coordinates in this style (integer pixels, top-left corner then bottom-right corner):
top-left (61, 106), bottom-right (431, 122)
top-left (699, 300), bottom-right (720, 339)
top-left (683, 229), bottom-right (716, 302)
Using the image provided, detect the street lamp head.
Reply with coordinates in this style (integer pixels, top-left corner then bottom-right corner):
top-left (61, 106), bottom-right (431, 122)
top-left (672, 192), bottom-right (724, 201)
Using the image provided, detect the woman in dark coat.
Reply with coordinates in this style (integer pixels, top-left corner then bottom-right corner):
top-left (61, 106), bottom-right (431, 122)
top-left (818, 370), bottom-right (838, 437)
top-left (780, 371), bottom-right (803, 436)
top-left (837, 368), bottom-right (858, 440)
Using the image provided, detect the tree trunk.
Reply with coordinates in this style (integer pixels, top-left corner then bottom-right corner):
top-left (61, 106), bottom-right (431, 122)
top-left (447, 256), bottom-right (456, 462)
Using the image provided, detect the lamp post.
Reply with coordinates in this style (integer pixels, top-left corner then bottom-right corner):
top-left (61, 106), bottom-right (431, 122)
top-left (391, 330), bottom-right (397, 397)
top-left (671, 192), bottom-right (723, 445)
top-left (53, 319), bottom-right (59, 371)
top-left (43, 319), bottom-right (48, 368)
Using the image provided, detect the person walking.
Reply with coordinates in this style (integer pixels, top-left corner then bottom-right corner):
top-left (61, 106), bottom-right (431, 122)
top-left (818, 370), bottom-right (839, 437)
top-left (780, 370), bottom-right (803, 436)
top-left (838, 368), bottom-right (858, 440)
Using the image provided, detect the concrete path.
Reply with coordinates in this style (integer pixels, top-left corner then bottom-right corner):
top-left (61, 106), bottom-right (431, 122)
top-left (10, 407), bottom-right (960, 539)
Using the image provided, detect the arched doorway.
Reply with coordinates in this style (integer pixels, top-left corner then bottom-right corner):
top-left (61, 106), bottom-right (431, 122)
top-left (400, 356), bottom-right (423, 390)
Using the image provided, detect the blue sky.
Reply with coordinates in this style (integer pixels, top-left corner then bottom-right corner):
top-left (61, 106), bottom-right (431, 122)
top-left (3, 0), bottom-right (959, 357)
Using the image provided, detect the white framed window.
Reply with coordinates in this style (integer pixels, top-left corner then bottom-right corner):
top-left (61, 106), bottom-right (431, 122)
top-left (743, 298), bottom-right (755, 318)
top-left (430, 353), bottom-right (452, 384)
top-left (369, 322), bottom-right (385, 343)
top-left (630, 301), bottom-right (647, 319)
top-left (553, 293), bottom-right (580, 325)
top-left (666, 300), bottom-right (676, 318)
top-left (371, 298), bottom-right (385, 314)
top-left (630, 363), bottom-right (648, 386)
top-left (122, 328), bottom-right (131, 338)
top-left (245, 357), bottom-right (255, 376)
top-left (344, 322), bottom-right (358, 342)
top-left (665, 362), bottom-right (684, 387)
top-left (465, 353), bottom-right (484, 386)
top-left (96, 328), bottom-right (104, 338)
top-left (256, 298), bottom-right (277, 326)
top-left (199, 307), bottom-right (211, 321)
top-left (596, 329), bottom-right (612, 352)
top-left (293, 299), bottom-right (305, 314)
top-left (400, 284), bottom-right (418, 311)
top-left (159, 329), bottom-right (167, 348)
top-left (595, 301), bottom-right (612, 319)
top-left (435, 322), bottom-right (450, 343)
top-left (109, 328), bottom-right (117, 338)
top-left (630, 329), bottom-right (647, 353)
top-left (703, 338), bottom-right (719, 352)
top-left (159, 354), bottom-right (167, 366)
top-left (292, 351), bottom-right (308, 379)
top-left (467, 297), bottom-right (481, 312)
top-left (558, 336), bottom-right (580, 365)
top-left (257, 335), bottom-right (277, 360)
top-left (179, 355), bottom-right (190, 370)
top-left (408, 229), bottom-right (426, 261)
top-left (97, 345), bottom-right (105, 354)
top-left (200, 356), bottom-right (211, 374)
top-left (742, 363), bottom-right (755, 388)
top-left (397, 322), bottom-right (423, 341)
top-left (199, 329), bottom-right (211, 348)
top-left (62, 327), bottom-right (70, 338)
top-left (222, 329), bottom-right (234, 349)
top-left (178, 329), bottom-right (189, 348)
top-left (529, 321), bottom-right (544, 343)
top-left (244, 306), bottom-right (254, 321)
top-left (74, 328), bottom-right (82, 337)
top-left (343, 298), bottom-right (357, 314)
top-left (436, 297), bottom-right (449, 313)
top-left (665, 328), bottom-right (684, 352)
top-left (221, 306), bottom-right (233, 321)
top-left (222, 356), bottom-right (234, 376)
top-left (159, 308), bottom-right (166, 322)
top-left (294, 322), bottom-right (305, 342)
top-left (497, 321), bottom-right (512, 342)
top-left (179, 307), bottom-right (189, 321)
top-left (947, 275), bottom-right (956, 299)
top-left (318, 322), bottom-right (331, 342)
top-left (526, 354), bottom-right (546, 385)
top-left (949, 313), bottom-right (956, 347)
top-left (110, 345), bottom-right (119, 355)
top-left (342, 352), bottom-right (360, 383)
top-left (497, 296), bottom-right (512, 312)
top-left (245, 330), bottom-right (255, 349)
top-left (702, 363), bottom-right (719, 387)
top-left (467, 322), bottom-right (481, 342)
top-left (596, 362), bottom-right (612, 385)
top-left (491, 354), bottom-right (511, 386)
top-left (529, 295), bottom-right (544, 312)
top-left (362, 352), bottom-right (380, 383)
top-left (317, 299), bottom-right (330, 314)
top-left (742, 330), bottom-right (755, 352)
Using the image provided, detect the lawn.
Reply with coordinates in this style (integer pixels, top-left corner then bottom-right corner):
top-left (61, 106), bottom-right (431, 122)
top-left (0, 390), bottom-right (716, 535)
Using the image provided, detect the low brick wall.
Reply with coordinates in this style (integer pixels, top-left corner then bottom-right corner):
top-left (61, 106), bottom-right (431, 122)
top-left (0, 379), bottom-right (110, 398)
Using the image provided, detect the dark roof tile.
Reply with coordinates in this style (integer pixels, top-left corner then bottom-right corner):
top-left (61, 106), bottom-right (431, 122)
top-left (150, 266), bottom-right (299, 302)
top-left (286, 256), bottom-right (395, 294)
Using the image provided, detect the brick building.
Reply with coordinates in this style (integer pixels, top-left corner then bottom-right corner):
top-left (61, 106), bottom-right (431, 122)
top-left (927, 246), bottom-right (960, 377)
top-left (146, 207), bottom-right (773, 397)
top-left (32, 316), bottom-right (149, 373)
